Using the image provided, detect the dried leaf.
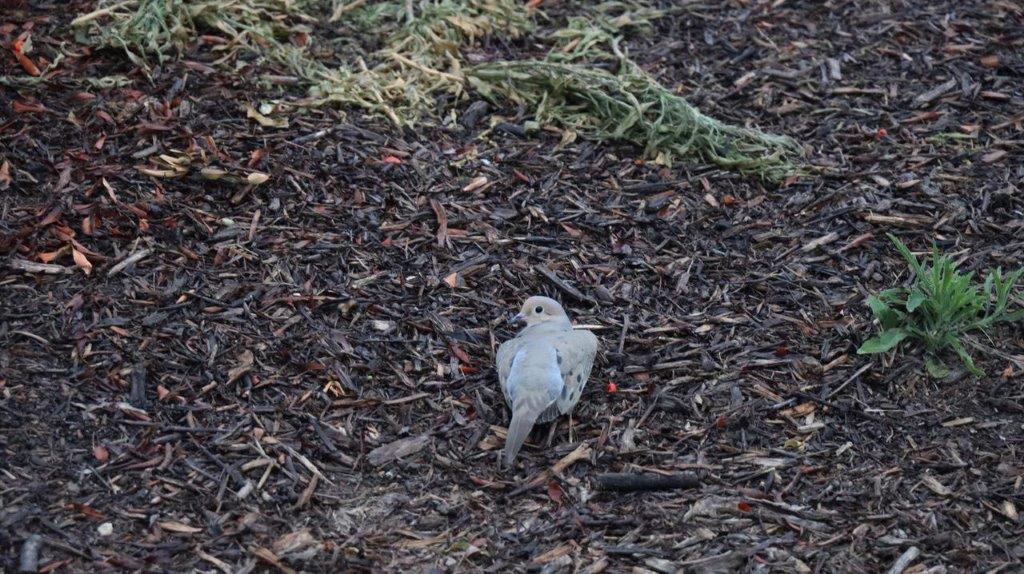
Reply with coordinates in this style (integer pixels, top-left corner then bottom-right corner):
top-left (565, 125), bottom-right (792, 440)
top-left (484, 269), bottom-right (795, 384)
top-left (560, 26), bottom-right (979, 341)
top-left (71, 247), bottom-right (93, 274)
top-left (560, 222), bottom-right (582, 238)
top-left (449, 343), bottom-right (471, 364)
top-left (0, 160), bottom-right (10, 189)
top-left (71, 503), bottom-right (104, 520)
top-left (248, 147), bottom-right (268, 168)
top-left (12, 99), bottom-right (46, 113)
top-left (546, 480), bottom-right (564, 506)
top-left (39, 206), bottom-right (63, 227)
top-left (11, 32), bottom-right (27, 54)
top-left (38, 246), bottom-right (68, 263)
top-left (14, 51), bottom-right (41, 76)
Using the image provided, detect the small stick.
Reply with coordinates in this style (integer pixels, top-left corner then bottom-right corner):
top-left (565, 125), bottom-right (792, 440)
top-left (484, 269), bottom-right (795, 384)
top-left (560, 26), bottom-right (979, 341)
top-left (617, 312), bottom-right (630, 354)
top-left (594, 472), bottom-right (700, 492)
top-left (107, 248), bottom-right (152, 277)
top-left (69, 0), bottom-right (133, 26)
top-left (823, 363), bottom-right (872, 399)
top-left (8, 259), bottom-right (70, 274)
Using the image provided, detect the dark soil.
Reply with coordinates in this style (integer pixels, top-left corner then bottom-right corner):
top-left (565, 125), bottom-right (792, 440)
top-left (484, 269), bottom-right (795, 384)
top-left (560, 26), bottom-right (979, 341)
top-left (2, 1), bottom-right (1024, 572)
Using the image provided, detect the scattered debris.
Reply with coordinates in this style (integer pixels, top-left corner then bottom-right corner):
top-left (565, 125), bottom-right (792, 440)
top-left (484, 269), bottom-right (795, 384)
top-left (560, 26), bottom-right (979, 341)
top-left (2, 1), bottom-right (1021, 572)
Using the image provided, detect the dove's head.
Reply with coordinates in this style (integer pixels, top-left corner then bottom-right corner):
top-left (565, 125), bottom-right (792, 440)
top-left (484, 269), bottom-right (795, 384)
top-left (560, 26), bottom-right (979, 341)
top-left (513, 296), bottom-right (571, 328)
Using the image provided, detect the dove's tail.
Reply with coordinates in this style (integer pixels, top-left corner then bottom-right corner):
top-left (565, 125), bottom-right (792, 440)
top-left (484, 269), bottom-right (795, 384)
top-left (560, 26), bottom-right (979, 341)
top-left (504, 400), bottom-right (546, 467)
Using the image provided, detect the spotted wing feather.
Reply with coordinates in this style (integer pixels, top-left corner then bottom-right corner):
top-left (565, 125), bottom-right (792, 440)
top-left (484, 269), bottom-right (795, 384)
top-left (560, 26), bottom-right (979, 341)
top-left (553, 329), bottom-right (599, 415)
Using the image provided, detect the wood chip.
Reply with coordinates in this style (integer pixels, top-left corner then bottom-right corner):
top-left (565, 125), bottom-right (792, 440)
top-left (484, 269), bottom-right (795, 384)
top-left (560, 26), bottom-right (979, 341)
top-left (981, 150), bottom-right (1007, 164)
top-left (802, 232), bottom-right (839, 252)
top-left (921, 475), bottom-right (952, 497)
top-left (249, 546), bottom-right (296, 574)
top-left (367, 434), bottom-right (431, 466)
top-left (107, 248), bottom-right (152, 277)
top-left (227, 350), bottom-right (254, 383)
top-left (462, 175), bottom-right (489, 193)
top-left (158, 521), bottom-right (202, 534)
top-left (941, 417), bottom-right (974, 427)
top-left (886, 546), bottom-right (920, 574)
top-left (536, 265), bottom-right (594, 303)
top-left (8, 259), bottom-right (70, 274)
top-left (912, 78), bottom-right (956, 107)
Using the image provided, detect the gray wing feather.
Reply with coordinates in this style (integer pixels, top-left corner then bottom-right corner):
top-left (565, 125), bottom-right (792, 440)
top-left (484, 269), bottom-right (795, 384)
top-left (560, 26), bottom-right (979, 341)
top-left (501, 341), bottom-right (562, 464)
top-left (554, 330), bottom-right (599, 415)
top-left (496, 336), bottom-right (523, 408)
top-left (495, 327), bottom-right (599, 463)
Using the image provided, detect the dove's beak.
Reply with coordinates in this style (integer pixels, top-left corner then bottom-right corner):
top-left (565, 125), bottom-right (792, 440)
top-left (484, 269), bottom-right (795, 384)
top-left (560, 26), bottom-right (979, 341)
top-left (511, 312), bottom-right (526, 325)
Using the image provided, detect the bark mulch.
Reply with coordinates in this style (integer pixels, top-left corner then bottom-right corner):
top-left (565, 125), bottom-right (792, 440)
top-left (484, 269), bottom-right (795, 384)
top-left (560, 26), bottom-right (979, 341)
top-left (2, 1), bottom-right (1023, 572)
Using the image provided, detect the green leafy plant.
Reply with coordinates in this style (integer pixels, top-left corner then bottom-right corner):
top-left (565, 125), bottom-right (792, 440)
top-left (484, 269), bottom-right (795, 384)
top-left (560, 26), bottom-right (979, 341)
top-left (858, 234), bottom-right (1024, 377)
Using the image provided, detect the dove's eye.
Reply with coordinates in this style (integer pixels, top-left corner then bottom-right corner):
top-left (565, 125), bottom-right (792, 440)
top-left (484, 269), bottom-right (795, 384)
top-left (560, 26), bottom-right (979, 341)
top-left (534, 305), bottom-right (544, 314)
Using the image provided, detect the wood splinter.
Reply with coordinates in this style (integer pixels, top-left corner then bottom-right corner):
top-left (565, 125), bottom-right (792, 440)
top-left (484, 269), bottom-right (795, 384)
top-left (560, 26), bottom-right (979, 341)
top-left (594, 472), bottom-right (700, 492)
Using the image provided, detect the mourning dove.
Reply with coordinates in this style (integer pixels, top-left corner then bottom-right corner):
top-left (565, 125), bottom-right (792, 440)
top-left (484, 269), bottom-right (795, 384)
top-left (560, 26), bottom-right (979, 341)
top-left (496, 296), bottom-right (599, 466)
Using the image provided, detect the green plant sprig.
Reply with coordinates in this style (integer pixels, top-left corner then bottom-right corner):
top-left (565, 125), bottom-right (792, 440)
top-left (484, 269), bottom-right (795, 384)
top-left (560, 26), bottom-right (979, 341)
top-left (858, 234), bottom-right (1024, 377)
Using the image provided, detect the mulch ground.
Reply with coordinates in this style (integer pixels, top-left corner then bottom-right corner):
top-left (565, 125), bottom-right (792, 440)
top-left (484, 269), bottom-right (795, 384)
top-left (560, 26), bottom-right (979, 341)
top-left (2, 1), bottom-right (1024, 572)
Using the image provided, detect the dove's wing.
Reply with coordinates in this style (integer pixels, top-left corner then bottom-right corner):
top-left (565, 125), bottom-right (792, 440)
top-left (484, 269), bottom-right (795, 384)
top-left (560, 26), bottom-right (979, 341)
top-left (502, 340), bottom-right (563, 465)
top-left (496, 336), bottom-right (523, 408)
top-left (553, 329), bottom-right (599, 415)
